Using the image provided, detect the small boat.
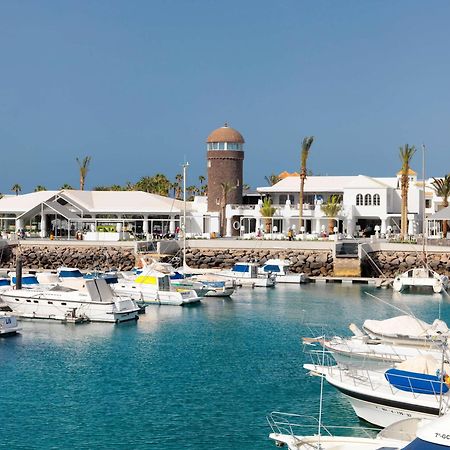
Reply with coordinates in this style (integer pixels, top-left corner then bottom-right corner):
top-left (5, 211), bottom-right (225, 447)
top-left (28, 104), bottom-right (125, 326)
top-left (190, 274), bottom-right (235, 297)
top-left (303, 353), bottom-right (450, 427)
top-left (112, 270), bottom-right (201, 306)
top-left (268, 411), bottom-right (450, 449)
top-left (258, 259), bottom-right (307, 284)
top-left (0, 308), bottom-right (21, 335)
top-left (217, 262), bottom-right (276, 288)
top-left (393, 267), bottom-right (449, 294)
top-left (1, 278), bottom-right (140, 323)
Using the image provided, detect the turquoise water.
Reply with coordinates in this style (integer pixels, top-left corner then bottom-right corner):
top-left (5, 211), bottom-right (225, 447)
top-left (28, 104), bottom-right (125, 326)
top-left (1, 284), bottom-right (449, 449)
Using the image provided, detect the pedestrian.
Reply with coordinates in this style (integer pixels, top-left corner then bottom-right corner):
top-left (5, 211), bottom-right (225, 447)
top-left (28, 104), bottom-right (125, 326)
top-left (287, 228), bottom-right (293, 241)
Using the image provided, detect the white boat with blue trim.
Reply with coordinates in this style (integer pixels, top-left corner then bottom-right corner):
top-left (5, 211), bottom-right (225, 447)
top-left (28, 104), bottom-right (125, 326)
top-left (258, 259), bottom-right (307, 284)
top-left (218, 262), bottom-right (276, 287)
top-left (268, 411), bottom-right (450, 449)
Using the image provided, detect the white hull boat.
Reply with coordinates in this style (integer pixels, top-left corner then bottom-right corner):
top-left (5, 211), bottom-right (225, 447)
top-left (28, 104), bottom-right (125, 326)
top-left (189, 274), bottom-right (235, 297)
top-left (268, 412), bottom-right (450, 450)
top-left (1, 279), bottom-right (140, 323)
top-left (303, 354), bottom-right (450, 427)
top-left (218, 262), bottom-right (276, 288)
top-left (112, 270), bottom-right (201, 306)
top-left (258, 259), bottom-right (307, 284)
top-left (0, 310), bottom-right (21, 335)
top-left (393, 267), bottom-right (449, 294)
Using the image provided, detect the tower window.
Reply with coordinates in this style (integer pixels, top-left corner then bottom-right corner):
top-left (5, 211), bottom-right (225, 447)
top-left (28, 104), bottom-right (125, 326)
top-left (236, 179), bottom-right (239, 187)
top-left (208, 161), bottom-right (211, 168)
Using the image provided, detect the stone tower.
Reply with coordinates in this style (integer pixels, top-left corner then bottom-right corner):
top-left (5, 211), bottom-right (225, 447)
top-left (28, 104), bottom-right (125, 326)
top-left (206, 123), bottom-right (245, 212)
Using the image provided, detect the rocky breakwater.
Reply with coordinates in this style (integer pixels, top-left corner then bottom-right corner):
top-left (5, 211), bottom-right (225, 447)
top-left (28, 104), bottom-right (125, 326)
top-left (184, 248), bottom-right (333, 276)
top-left (363, 251), bottom-right (450, 277)
top-left (3, 245), bottom-right (136, 271)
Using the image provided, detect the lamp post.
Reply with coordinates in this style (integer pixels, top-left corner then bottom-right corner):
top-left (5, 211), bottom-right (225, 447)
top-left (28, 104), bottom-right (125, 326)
top-left (182, 161), bottom-right (189, 271)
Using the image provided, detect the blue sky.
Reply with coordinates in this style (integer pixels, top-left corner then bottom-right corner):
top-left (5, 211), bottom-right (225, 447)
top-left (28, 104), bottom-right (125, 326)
top-left (1, 0), bottom-right (450, 193)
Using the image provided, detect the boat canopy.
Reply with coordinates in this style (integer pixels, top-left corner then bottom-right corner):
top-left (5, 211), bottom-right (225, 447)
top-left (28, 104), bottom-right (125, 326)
top-left (0, 278), bottom-right (9, 286)
top-left (11, 275), bottom-right (39, 285)
top-left (385, 368), bottom-right (449, 395)
top-left (232, 264), bottom-right (249, 273)
top-left (395, 355), bottom-right (448, 375)
top-left (262, 265), bottom-right (281, 273)
top-left (363, 315), bottom-right (449, 338)
top-left (59, 269), bottom-right (83, 278)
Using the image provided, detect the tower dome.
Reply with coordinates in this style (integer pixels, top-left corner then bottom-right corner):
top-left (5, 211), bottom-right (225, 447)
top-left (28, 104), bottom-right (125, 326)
top-left (206, 123), bottom-right (245, 152)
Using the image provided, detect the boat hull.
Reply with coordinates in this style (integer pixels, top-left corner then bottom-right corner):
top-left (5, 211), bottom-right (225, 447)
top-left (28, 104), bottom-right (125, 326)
top-left (1, 292), bottom-right (139, 323)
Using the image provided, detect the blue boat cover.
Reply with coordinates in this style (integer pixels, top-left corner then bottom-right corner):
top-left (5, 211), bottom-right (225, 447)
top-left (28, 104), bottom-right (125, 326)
top-left (263, 265), bottom-right (281, 273)
top-left (170, 272), bottom-right (185, 280)
top-left (59, 270), bottom-right (83, 278)
top-left (0, 279), bottom-right (9, 286)
top-left (232, 264), bottom-right (249, 273)
top-left (402, 438), bottom-right (449, 449)
top-left (204, 281), bottom-right (225, 288)
top-left (12, 276), bottom-right (39, 285)
top-left (385, 368), bottom-right (449, 395)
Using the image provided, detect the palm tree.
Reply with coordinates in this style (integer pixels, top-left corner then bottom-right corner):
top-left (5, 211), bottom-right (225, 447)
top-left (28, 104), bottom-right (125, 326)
top-left (174, 173), bottom-right (183, 199)
top-left (321, 195), bottom-right (342, 234)
top-left (60, 183), bottom-right (74, 190)
top-left (299, 136), bottom-right (314, 230)
top-left (265, 173), bottom-right (280, 186)
top-left (198, 175), bottom-right (207, 196)
top-left (76, 156), bottom-right (92, 190)
top-left (220, 181), bottom-right (235, 236)
top-left (431, 174), bottom-right (450, 237)
top-left (11, 183), bottom-right (22, 196)
top-left (34, 185), bottom-right (47, 192)
top-left (260, 197), bottom-right (276, 233)
top-left (399, 144), bottom-right (416, 239)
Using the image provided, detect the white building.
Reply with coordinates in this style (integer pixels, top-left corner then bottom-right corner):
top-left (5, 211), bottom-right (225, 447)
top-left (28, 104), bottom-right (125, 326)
top-left (0, 189), bottom-right (211, 240)
top-left (223, 169), bottom-right (444, 238)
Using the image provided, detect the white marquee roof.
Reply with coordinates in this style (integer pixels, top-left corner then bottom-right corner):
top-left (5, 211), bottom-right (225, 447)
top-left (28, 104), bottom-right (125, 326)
top-left (0, 190), bottom-right (188, 216)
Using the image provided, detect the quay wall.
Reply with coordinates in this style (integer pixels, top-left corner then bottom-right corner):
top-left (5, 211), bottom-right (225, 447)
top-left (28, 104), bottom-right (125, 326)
top-left (184, 248), bottom-right (334, 276)
top-left (362, 251), bottom-right (450, 277)
top-left (0, 244), bottom-right (135, 271)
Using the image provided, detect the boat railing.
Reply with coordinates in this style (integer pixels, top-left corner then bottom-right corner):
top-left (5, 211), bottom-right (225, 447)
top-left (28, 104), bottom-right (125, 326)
top-left (267, 412), bottom-right (379, 439)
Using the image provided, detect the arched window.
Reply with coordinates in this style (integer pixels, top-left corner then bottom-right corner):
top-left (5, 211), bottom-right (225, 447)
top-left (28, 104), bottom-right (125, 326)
top-left (356, 194), bottom-right (363, 205)
top-left (364, 194), bottom-right (372, 206)
top-left (373, 194), bottom-right (380, 206)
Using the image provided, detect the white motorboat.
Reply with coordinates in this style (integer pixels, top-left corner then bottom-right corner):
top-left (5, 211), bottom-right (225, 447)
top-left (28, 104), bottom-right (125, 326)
top-left (303, 320), bottom-right (446, 370)
top-left (112, 270), bottom-right (201, 306)
top-left (218, 262), bottom-right (276, 287)
top-left (360, 315), bottom-right (450, 346)
top-left (393, 267), bottom-right (449, 294)
top-left (268, 411), bottom-right (450, 450)
top-left (303, 353), bottom-right (450, 427)
top-left (258, 259), bottom-right (307, 284)
top-left (190, 274), bottom-right (235, 297)
top-left (320, 334), bottom-right (444, 370)
top-left (1, 278), bottom-right (140, 323)
top-left (0, 309), bottom-right (21, 335)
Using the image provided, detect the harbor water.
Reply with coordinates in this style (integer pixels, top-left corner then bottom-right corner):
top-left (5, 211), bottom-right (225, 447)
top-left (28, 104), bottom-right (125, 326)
top-left (1, 284), bottom-right (449, 449)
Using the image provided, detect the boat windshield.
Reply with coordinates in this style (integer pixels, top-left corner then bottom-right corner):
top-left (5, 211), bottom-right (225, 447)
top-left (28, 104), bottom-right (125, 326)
top-left (49, 285), bottom-right (77, 292)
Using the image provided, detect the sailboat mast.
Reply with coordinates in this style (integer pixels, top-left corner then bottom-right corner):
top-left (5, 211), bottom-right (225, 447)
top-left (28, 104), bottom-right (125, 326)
top-left (422, 144), bottom-right (427, 261)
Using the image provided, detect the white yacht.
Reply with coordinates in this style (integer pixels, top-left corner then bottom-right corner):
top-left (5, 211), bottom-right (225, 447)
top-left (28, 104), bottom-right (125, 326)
top-left (268, 411), bottom-right (450, 450)
top-left (303, 353), bottom-right (450, 427)
top-left (393, 267), bottom-right (449, 294)
top-left (112, 270), bottom-right (201, 306)
top-left (218, 262), bottom-right (276, 287)
top-left (1, 278), bottom-right (140, 323)
top-left (258, 259), bottom-right (307, 284)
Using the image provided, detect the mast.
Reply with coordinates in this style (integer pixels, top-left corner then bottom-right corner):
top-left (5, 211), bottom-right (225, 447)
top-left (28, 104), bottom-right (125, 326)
top-left (422, 144), bottom-right (426, 261)
top-left (182, 161), bottom-right (189, 272)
